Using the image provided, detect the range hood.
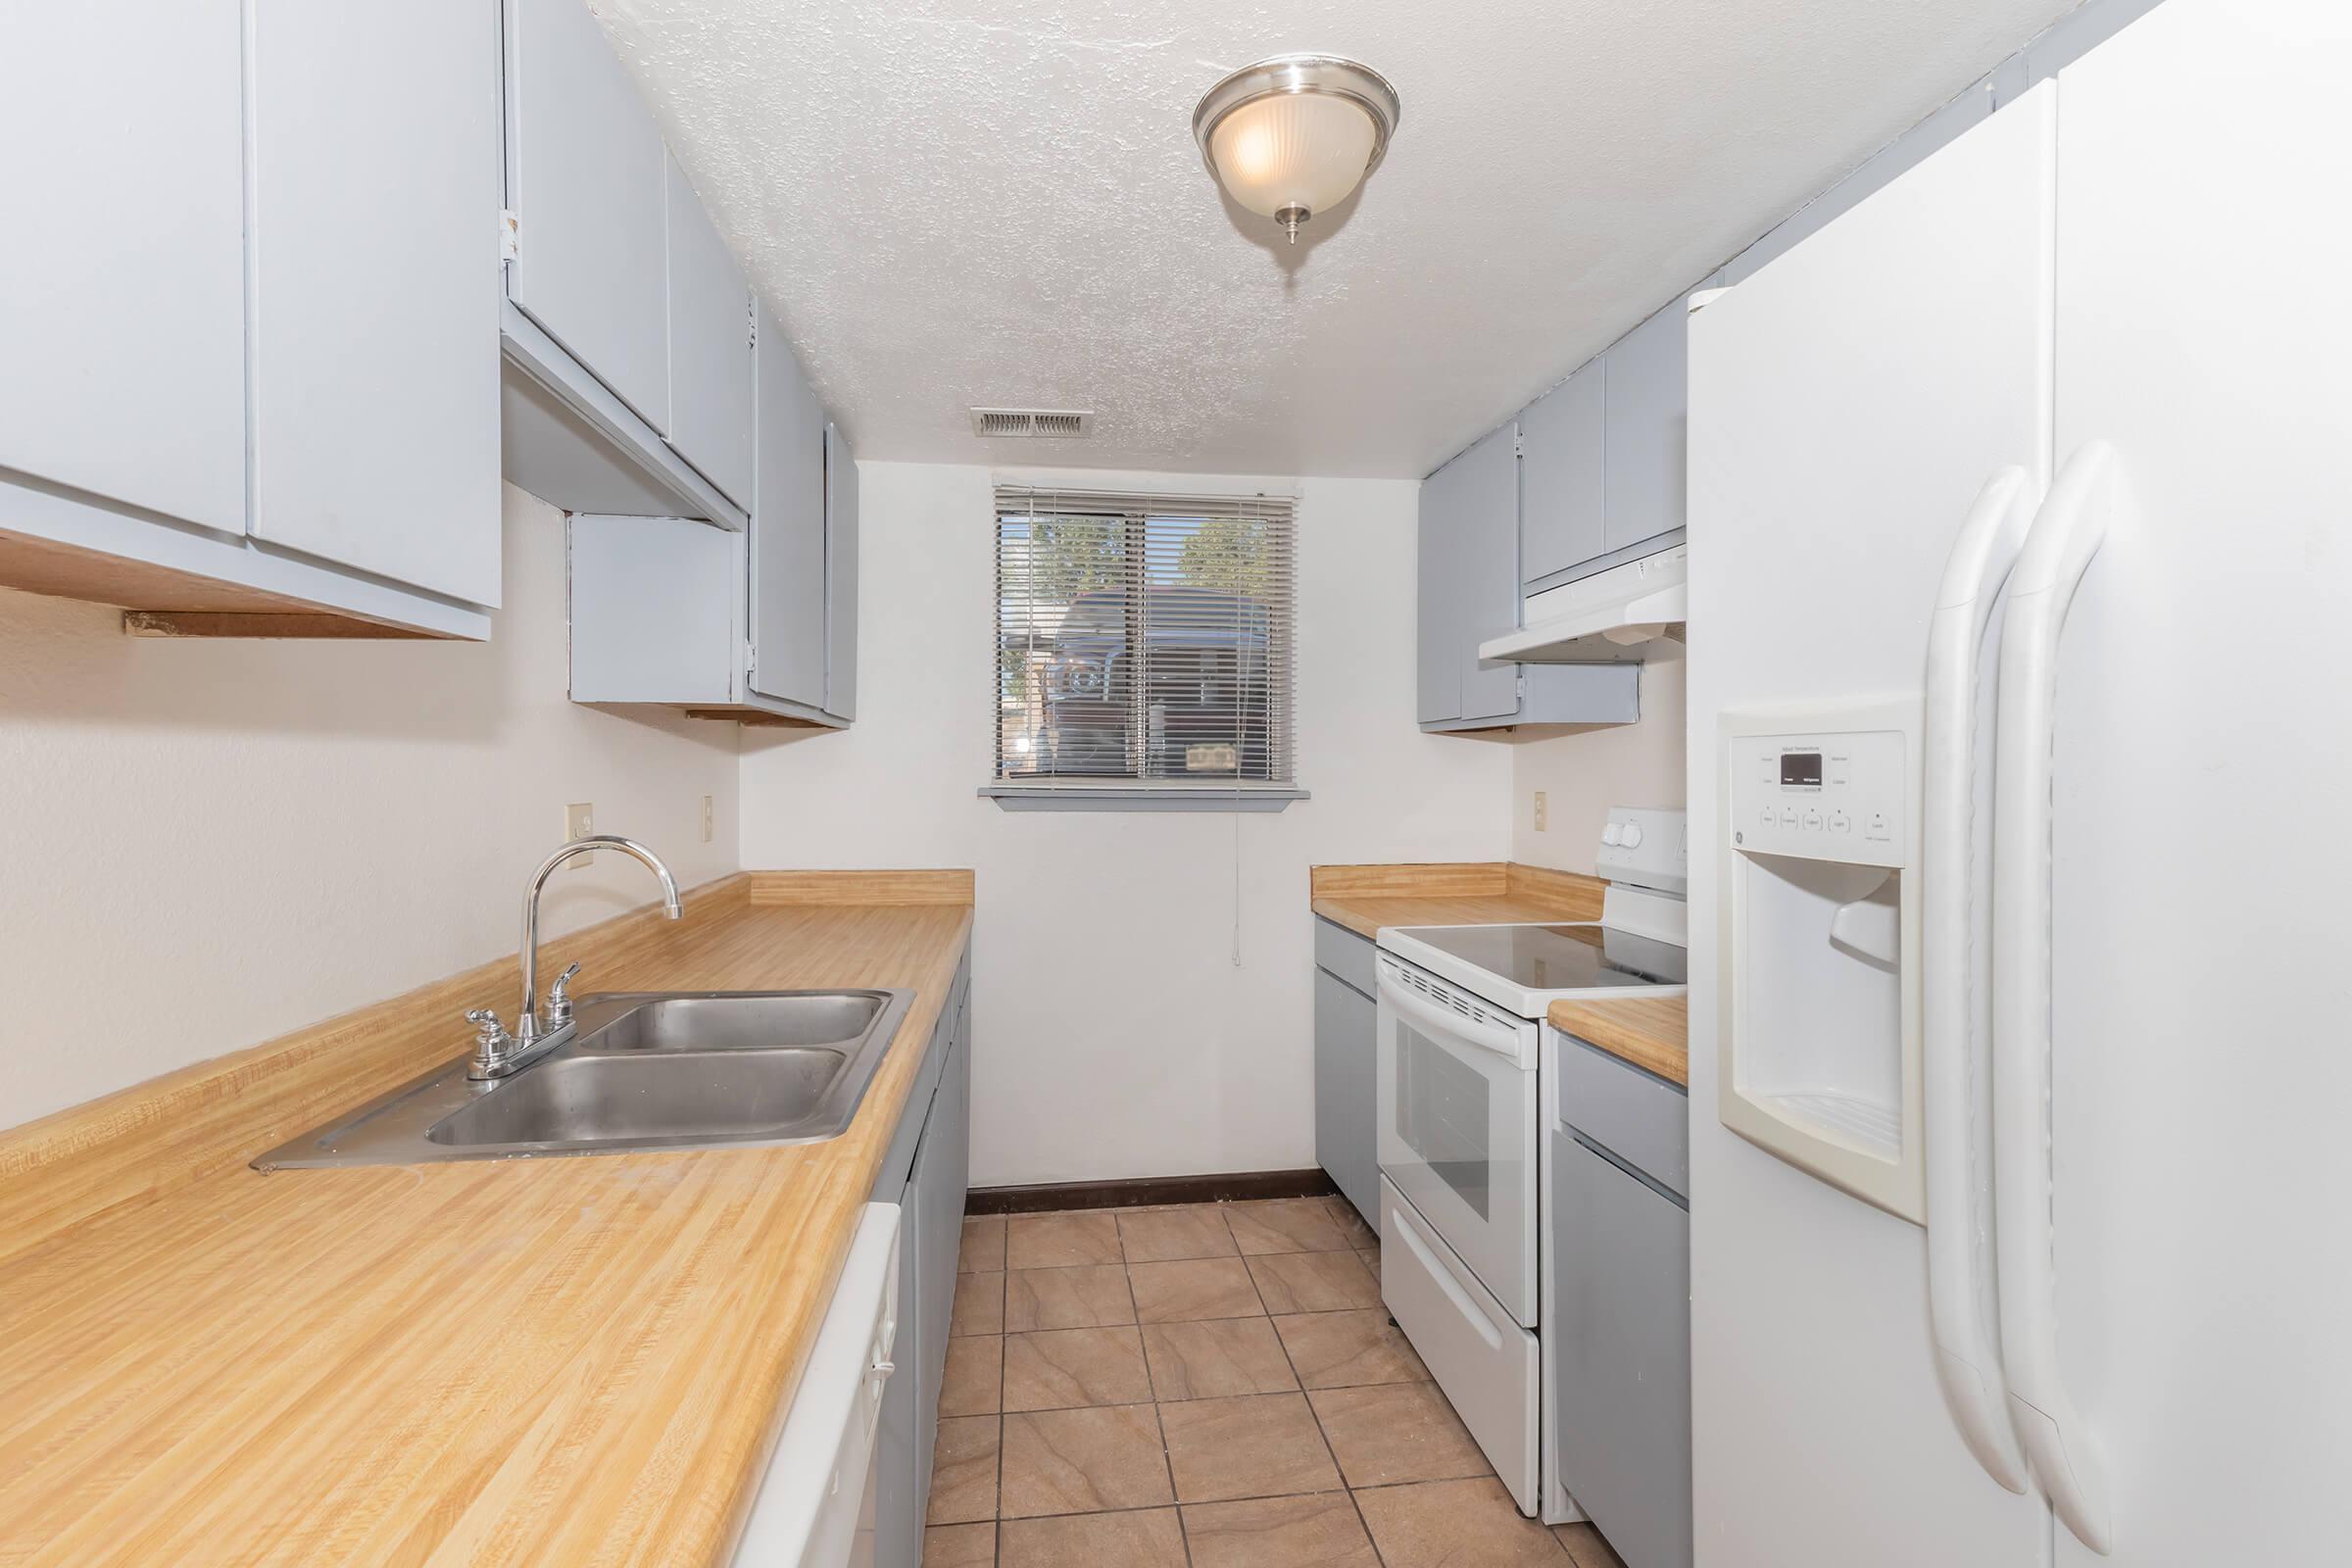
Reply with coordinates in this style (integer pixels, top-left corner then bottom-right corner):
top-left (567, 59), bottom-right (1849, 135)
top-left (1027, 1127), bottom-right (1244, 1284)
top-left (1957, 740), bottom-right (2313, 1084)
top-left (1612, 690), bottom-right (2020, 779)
top-left (1480, 541), bottom-right (1687, 664)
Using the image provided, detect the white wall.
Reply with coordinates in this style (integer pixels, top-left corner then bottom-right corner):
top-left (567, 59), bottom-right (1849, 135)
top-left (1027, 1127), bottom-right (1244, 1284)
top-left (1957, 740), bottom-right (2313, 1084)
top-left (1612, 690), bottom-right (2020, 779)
top-left (0, 485), bottom-right (740, 1132)
top-left (1509, 658), bottom-right (1689, 876)
top-left (739, 462), bottom-right (1512, 1187)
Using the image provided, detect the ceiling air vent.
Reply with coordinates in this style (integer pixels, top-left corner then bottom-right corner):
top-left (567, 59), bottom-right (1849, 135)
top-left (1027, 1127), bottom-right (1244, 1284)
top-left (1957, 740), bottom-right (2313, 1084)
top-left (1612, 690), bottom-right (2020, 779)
top-left (971, 407), bottom-right (1095, 439)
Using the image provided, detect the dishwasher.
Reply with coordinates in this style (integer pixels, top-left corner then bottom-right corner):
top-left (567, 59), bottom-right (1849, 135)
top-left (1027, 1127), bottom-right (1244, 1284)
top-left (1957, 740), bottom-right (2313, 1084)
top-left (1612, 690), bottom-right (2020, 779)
top-left (1542, 1030), bottom-right (1692, 1568)
top-left (734, 1203), bottom-right (901, 1568)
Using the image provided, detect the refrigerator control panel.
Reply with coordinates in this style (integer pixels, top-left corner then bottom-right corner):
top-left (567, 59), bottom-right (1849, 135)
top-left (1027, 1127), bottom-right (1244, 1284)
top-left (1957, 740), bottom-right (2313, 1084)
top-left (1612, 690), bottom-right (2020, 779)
top-left (1727, 726), bottom-right (1909, 868)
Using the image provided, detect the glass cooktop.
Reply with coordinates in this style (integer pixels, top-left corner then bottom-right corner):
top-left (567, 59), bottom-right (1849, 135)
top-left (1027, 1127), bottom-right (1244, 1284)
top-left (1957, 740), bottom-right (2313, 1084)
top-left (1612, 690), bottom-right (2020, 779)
top-left (1392, 922), bottom-right (1689, 992)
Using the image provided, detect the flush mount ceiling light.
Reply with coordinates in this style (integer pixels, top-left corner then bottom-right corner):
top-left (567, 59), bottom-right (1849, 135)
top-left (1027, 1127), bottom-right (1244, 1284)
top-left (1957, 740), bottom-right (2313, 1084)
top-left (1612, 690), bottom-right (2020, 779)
top-left (1192, 53), bottom-right (1401, 244)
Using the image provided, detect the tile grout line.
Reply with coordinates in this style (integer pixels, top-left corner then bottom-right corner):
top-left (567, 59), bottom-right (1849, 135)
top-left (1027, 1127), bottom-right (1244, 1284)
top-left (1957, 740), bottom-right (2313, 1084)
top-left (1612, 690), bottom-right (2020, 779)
top-left (1260, 1239), bottom-right (1394, 1568)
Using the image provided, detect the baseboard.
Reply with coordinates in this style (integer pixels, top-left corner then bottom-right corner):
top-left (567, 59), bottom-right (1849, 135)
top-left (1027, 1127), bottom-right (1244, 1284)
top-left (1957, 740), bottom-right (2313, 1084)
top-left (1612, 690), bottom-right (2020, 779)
top-left (967, 1167), bottom-right (1339, 1215)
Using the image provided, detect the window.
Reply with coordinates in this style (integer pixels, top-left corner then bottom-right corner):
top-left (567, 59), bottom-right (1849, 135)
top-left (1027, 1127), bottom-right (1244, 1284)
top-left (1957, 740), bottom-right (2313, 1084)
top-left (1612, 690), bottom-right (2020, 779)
top-left (987, 484), bottom-right (1303, 810)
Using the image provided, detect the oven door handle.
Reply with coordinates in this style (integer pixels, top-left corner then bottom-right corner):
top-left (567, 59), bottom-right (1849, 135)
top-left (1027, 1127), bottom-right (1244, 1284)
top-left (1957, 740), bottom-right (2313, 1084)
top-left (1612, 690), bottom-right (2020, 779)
top-left (1376, 961), bottom-right (1524, 1060)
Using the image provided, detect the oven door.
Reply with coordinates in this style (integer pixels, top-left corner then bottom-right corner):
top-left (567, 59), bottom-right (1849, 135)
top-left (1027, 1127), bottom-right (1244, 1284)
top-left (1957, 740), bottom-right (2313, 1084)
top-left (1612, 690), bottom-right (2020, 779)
top-left (1375, 955), bottom-right (1541, 1324)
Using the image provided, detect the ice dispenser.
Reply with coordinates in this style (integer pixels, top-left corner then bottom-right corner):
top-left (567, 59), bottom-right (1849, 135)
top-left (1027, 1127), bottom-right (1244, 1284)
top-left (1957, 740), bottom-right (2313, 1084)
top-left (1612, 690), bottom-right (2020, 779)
top-left (1719, 700), bottom-right (1924, 1222)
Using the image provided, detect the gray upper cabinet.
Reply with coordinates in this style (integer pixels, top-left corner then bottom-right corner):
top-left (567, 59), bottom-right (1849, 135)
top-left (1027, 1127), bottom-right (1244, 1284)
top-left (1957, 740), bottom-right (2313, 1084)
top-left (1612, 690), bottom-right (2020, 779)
top-left (1455, 425), bottom-right (1524, 721)
top-left (248, 0), bottom-right (502, 606)
top-left (1601, 297), bottom-right (1689, 554)
top-left (1411, 425), bottom-right (1524, 728)
top-left (1416, 451), bottom-right (1464, 724)
top-left (749, 299), bottom-right (828, 710)
top-left (1419, 416), bottom-right (1641, 734)
top-left (824, 424), bottom-right (861, 721)
top-left (1519, 361), bottom-right (1605, 585)
top-left (2, 2), bottom-right (247, 535)
top-left (1417, 423), bottom-right (1523, 726)
top-left (0, 0), bottom-right (497, 636)
top-left (506, 0), bottom-right (670, 435)
top-left (566, 310), bottom-right (856, 728)
top-left (662, 156), bottom-right (755, 510)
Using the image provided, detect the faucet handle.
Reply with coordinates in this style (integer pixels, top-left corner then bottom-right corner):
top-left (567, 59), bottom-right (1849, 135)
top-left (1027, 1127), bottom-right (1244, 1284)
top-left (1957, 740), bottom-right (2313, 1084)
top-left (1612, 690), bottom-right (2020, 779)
top-left (547, 962), bottom-right (584, 1024)
top-left (466, 1006), bottom-right (509, 1042)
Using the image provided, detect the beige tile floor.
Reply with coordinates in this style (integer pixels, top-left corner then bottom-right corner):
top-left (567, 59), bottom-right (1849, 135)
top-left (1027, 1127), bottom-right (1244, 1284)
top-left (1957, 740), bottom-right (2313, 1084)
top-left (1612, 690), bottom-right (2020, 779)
top-left (929, 1196), bottom-right (1632, 1568)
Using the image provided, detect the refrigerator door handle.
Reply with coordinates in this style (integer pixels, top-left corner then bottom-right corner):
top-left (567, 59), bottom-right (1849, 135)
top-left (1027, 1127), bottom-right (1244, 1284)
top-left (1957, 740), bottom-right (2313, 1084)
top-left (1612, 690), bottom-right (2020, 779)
top-left (1923, 466), bottom-right (2034, 1494)
top-left (1992, 441), bottom-right (2118, 1554)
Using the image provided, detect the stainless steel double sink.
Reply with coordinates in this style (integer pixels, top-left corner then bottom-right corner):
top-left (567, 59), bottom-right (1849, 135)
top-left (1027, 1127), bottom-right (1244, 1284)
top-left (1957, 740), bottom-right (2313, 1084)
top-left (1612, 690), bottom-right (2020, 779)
top-left (256, 989), bottom-right (913, 1170)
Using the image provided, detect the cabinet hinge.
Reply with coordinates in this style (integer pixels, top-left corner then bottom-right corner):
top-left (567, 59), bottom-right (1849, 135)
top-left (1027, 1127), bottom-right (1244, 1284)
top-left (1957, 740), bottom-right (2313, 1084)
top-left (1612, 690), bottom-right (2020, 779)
top-left (744, 638), bottom-right (758, 673)
top-left (499, 209), bottom-right (519, 264)
top-left (748, 301), bottom-right (758, 350)
top-left (1513, 431), bottom-right (1525, 458)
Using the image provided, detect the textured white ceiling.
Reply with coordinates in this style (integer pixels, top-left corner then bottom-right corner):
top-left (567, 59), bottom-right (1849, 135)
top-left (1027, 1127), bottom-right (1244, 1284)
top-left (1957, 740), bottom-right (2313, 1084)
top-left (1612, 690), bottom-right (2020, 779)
top-left (595, 0), bottom-right (2079, 478)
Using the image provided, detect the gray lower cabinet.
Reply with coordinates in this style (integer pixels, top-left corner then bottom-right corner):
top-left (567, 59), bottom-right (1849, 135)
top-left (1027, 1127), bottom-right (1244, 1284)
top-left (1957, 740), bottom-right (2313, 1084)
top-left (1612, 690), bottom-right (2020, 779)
top-left (1312, 920), bottom-right (1380, 1232)
top-left (871, 962), bottom-right (972, 1568)
top-left (1551, 1037), bottom-right (1691, 1568)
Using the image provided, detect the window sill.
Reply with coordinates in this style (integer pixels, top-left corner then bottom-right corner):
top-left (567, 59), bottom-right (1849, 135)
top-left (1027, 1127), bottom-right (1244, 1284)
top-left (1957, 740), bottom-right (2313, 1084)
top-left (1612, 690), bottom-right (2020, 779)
top-left (978, 784), bottom-right (1310, 813)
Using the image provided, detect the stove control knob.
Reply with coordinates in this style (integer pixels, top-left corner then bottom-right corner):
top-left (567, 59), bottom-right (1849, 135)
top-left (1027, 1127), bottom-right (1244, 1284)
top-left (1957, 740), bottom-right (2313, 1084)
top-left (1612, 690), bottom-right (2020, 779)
top-left (1620, 822), bottom-right (1644, 850)
top-left (1601, 822), bottom-right (1623, 846)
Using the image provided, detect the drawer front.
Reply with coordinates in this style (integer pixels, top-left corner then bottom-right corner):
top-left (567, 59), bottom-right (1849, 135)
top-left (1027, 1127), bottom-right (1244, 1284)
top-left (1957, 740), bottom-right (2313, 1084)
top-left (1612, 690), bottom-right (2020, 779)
top-left (1552, 1131), bottom-right (1692, 1568)
top-left (1313, 917), bottom-right (1378, 997)
top-left (1551, 1029), bottom-right (1689, 1200)
top-left (1380, 1177), bottom-right (1540, 1513)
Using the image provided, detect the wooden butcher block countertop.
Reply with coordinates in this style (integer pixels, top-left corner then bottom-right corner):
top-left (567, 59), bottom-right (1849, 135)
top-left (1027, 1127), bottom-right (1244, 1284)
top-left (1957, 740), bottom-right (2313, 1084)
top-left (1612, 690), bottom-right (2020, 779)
top-left (0, 869), bottom-right (974, 1568)
top-left (1309, 860), bottom-right (1606, 940)
top-left (1547, 994), bottom-right (1690, 1087)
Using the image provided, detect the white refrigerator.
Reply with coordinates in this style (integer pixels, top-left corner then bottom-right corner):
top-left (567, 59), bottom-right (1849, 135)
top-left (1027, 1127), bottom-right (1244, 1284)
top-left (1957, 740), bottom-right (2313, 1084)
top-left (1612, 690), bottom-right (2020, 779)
top-left (1685, 1), bottom-right (2352, 1565)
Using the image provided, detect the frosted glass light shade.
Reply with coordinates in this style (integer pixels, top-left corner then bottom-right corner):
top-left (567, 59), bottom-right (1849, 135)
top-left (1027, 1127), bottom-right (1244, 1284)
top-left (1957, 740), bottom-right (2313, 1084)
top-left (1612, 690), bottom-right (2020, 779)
top-left (1193, 55), bottom-right (1400, 242)
top-left (1209, 92), bottom-right (1377, 220)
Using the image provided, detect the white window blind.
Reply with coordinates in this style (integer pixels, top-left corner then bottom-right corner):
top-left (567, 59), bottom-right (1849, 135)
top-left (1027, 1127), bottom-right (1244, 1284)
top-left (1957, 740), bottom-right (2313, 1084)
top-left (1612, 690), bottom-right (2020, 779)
top-left (993, 484), bottom-right (1298, 804)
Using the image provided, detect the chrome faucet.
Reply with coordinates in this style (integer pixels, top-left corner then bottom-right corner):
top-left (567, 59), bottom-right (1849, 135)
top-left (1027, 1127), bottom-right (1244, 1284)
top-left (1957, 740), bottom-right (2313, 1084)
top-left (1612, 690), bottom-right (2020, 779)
top-left (466, 835), bottom-right (683, 1079)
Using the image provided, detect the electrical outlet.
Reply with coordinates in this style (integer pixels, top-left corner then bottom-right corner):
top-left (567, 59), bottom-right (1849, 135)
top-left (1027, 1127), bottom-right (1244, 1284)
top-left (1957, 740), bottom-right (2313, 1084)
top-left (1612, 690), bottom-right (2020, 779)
top-left (565, 802), bottom-right (594, 868)
top-left (1533, 791), bottom-right (1548, 831)
top-left (700, 794), bottom-right (714, 844)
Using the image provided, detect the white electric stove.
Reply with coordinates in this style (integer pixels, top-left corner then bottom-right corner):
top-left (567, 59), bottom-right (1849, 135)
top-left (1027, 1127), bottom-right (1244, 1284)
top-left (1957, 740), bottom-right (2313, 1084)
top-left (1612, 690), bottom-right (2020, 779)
top-left (1371, 806), bottom-right (1688, 1517)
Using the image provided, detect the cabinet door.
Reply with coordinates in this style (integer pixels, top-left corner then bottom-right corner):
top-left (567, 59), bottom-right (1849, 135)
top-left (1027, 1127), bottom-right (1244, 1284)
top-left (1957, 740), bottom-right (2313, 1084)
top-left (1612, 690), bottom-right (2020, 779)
top-left (871, 1152), bottom-right (924, 1568)
top-left (824, 424), bottom-right (861, 719)
top-left (1519, 362), bottom-right (1605, 584)
top-left (247, 0), bottom-right (502, 605)
top-left (507, 0), bottom-right (670, 433)
top-left (0, 0), bottom-right (245, 533)
top-left (749, 299), bottom-right (828, 707)
top-left (914, 1023), bottom-right (970, 1506)
top-left (1314, 971), bottom-right (1379, 1231)
top-left (663, 156), bottom-right (755, 509)
top-left (1415, 456), bottom-right (1465, 723)
top-left (1601, 299), bottom-right (1689, 553)
top-left (1553, 1132), bottom-right (1693, 1568)
top-left (1453, 423), bottom-right (1524, 721)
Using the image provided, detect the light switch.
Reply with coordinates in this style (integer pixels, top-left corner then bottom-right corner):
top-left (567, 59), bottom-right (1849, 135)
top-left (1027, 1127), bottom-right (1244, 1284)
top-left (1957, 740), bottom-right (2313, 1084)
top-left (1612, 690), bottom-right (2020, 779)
top-left (701, 794), bottom-right (714, 844)
top-left (1534, 792), bottom-right (1548, 832)
top-left (565, 802), bottom-right (594, 868)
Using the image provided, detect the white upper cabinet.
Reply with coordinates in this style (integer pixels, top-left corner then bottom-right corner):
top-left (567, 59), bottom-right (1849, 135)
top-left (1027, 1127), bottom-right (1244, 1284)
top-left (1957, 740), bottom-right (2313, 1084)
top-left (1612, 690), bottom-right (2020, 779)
top-left (1519, 360), bottom-right (1606, 584)
top-left (749, 299), bottom-right (829, 710)
top-left (0, 0), bottom-right (247, 534)
top-left (249, 0), bottom-right (502, 606)
top-left (506, 0), bottom-right (671, 436)
top-left (663, 156), bottom-right (756, 510)
top-left (1601, 298), bottom-right (1689, 554)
